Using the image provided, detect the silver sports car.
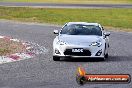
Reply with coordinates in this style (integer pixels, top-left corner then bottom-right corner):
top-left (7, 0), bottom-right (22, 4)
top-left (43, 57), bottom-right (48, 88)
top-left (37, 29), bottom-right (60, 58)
top-left (53, 22), bottom-right (110, 61)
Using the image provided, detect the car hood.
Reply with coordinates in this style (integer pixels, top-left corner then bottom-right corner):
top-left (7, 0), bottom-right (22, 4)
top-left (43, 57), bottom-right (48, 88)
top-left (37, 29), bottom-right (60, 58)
top-left (58, 34), bottom-right (102, 45)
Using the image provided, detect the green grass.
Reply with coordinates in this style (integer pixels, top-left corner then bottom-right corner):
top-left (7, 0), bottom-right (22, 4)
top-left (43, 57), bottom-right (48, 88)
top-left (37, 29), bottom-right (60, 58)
top-left (0, 7), bottom-right (132, 31)
top-left (1, 0), bottom-right (132, 4)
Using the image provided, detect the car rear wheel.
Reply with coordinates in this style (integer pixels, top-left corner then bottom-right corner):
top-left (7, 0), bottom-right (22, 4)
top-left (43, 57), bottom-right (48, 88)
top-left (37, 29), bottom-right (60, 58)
top-left (53, 56), bottom-right (60, 61)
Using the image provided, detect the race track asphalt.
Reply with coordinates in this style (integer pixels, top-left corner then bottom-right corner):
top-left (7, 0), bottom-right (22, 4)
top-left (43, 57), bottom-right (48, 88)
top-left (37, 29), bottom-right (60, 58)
top-left (0, 20), bottom-right (132, 88)
top-left (0, 2), bottom-right (132, 8)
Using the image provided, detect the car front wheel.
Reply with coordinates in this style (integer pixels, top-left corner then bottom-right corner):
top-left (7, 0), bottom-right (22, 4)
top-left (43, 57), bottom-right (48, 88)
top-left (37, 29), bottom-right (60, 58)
top-left (101, 53), bottom-right (108, 61)
top-left (105, 53), bottom-right (109, 58)
top-left (53, 56), bottom-right (60, 61)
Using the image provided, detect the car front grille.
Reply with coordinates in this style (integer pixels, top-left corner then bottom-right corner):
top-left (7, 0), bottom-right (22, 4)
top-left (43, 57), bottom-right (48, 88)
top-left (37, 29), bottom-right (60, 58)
top-left (64, 49), bottom-right (91, 56)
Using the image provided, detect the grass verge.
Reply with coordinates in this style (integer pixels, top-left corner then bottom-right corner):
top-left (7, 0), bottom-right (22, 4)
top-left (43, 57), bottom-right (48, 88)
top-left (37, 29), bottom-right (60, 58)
top-left (0, 7), bottom-right (132, 31)
top-left (0, 38), bottom-right (26, 56)
top-left (1, 0), bottom-right (132, 4)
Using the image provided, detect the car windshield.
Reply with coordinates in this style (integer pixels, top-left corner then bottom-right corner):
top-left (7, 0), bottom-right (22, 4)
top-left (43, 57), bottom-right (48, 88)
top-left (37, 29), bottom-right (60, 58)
top-left (60, 24), bottom-right (102, 36)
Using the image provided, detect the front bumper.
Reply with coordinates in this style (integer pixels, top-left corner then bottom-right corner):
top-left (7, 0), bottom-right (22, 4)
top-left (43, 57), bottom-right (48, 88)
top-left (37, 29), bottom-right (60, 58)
top-left (53, 44), bottom-right (105, 58)
top-left (53, 55), bottom-right (104, 58)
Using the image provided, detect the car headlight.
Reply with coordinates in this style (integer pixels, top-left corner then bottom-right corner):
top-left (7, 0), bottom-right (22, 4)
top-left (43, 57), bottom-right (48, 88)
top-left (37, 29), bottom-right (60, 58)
top-left (57, 40), bottom-right (67, 45)
top-left (91, 41), bottom-right (102, 47)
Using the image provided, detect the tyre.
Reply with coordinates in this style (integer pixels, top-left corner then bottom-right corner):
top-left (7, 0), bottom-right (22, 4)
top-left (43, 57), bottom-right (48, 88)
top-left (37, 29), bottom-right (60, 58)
top-left (53, 56), bottom-right (60, 61)
top-left (105, 53), bottom-right (109, 58)
top-left (101, 53), bottom-right (108, 61)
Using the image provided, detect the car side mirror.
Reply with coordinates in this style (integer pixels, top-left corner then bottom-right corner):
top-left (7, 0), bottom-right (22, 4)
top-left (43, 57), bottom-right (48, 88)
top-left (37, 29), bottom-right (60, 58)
top-left (104, 32), bottom-right (110, 36)
top-left (102, 27), bottom-right (104, 30)
top-left (54, 30), bottom-right (59, 34)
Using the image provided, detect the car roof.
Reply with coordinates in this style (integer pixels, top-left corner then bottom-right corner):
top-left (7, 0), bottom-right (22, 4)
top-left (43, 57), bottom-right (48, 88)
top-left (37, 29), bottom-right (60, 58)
top-left (67, 22), bottom-right (100, 26)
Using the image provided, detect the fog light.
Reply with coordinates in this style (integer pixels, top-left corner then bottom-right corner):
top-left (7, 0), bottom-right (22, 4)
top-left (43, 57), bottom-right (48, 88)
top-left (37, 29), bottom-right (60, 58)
top-left (55, 49), bottom-right (60, 54)
top-left (95, 49), bottom-right (102, 56)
